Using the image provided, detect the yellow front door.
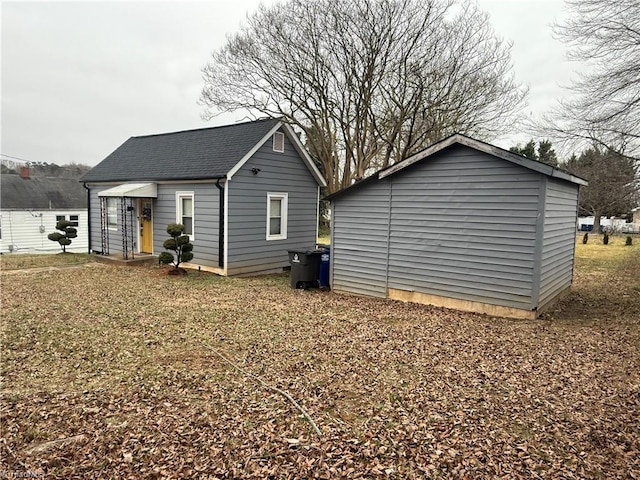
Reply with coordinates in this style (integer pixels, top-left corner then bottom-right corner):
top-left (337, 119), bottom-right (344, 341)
top-left (140, 199), bottom-right (153, 253)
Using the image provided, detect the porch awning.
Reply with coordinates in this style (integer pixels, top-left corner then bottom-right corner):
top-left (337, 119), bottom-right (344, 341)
top-left (97, 183), bottom-right (157, 198)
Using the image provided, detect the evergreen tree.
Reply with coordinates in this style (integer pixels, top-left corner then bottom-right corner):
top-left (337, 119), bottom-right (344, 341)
top-left (510, 139), bottom-right (558, 166)
top-left (48, 220), bottom-right (78, 253)
top-left (565, 145), bottom-right (639, 233)
top-left (158, 223), bottom-right (194, 272)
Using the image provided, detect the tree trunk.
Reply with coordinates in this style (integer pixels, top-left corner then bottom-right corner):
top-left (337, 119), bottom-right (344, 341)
top-left (592, 212), bottom-right (601, 234)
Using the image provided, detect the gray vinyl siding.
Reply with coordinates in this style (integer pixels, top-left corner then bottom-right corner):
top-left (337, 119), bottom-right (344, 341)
top-left (226, 131), bottom-right (318, 275)
top-left (87, 185), bottom-right (132, 254)
top-left (88, 186), bottom-right (103, 252)
top-left (153, 183), bottom-right (219, 268)
top-left (331, 180), bottom-right (390, 298)
top-left (538, 177), bottom-right (578, 308)
top-left (386, 145), bottom-right (541, 310)
top-left (87, 183), bottom-right (219, 266)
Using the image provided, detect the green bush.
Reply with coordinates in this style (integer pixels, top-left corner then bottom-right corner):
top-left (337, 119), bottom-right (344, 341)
top-left (158, 223), bottom-right (194, 270)
top-left (47, 220), bottom-right (77, 253)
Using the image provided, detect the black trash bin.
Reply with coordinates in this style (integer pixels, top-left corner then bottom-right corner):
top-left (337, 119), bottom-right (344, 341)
top-left (288, 249), bottom-right (322, 289)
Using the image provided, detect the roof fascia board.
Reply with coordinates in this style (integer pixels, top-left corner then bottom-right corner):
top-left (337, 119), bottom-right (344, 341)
top-left (323, 173), bottom-right (380, 201)
top-left (281, 123), bottom-right (328, 187)
top-left (378, 135), bottom-right (460, 179)
top-left (226, 121), bottom-right (328, 188)
top-left (551, 169), bottom-right (589, 186)
top-left (226, 122), bottom-right (284, 180)
top-left (379, 134), bottom-right (588, 186)
top-left (85, 179), bottom-right (225, 187)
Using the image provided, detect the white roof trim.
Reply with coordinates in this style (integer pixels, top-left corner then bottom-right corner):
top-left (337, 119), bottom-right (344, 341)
top-left (282, 123), bottom-right (327, 187)
top-left (97, 182), bottom-right (158, 198)
top-left (226, 122), bottom-right (282, 180)
top-left (226, 121), bottom-right (327, 187)
top-left (379, 134), bottom-right (588, 186)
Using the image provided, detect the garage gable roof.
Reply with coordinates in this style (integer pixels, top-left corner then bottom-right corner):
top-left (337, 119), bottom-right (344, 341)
top-left (326, 133), bottom-right (588, 200)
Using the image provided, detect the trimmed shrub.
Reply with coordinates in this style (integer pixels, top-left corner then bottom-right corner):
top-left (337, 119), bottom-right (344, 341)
top-left (48, 220), bottom-right (78, 253)
top-left (158, 223), bottom-right (194, 271)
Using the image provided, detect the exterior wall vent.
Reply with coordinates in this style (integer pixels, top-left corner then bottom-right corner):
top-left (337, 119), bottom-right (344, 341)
top-left (273, 132), bottom-right (285, 153)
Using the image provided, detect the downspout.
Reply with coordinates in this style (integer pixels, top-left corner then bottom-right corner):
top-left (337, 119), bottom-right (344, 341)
top-left (82, 182), bottom-right (91, 254)
top-left (215, 178), bottom-right (225, 268)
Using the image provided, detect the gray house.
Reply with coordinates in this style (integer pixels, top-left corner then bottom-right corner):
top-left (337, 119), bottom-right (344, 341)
top-left (326, 134), bottom-right (587, 319)
top-left (81, 118), bottom-right (326, 275)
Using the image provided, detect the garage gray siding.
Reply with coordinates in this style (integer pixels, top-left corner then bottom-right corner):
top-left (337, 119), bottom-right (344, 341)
top-left (331, 180), bottom-right (390, 298)
top-left (386, 145), bottom-right (541, 310)
top-left (538, 177), bottom-right (578, 308)
top-left (153, 183), bottom-right (219, 268)
top-left (226, 132), bottom-right (318, 275)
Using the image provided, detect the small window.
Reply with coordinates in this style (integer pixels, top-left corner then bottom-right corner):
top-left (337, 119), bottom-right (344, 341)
top-left (273, 132), bottom-right (285, 153)
top-left (266, 192), bottom-right (288, 240)
top-left (176, 192), bottom-right (194, 239)
top-left (107, 198), bottom-right (118, 230)
top-left (55, 214), bottom-right (79, 227)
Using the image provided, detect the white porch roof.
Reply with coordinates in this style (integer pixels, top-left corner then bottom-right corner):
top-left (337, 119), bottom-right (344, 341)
top-left (97, 183), bottom-right (157, 198)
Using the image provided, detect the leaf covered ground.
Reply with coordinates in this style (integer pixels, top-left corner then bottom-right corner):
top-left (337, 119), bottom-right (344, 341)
top-left (0, 253), bottom-right (93, 271)
top-left (1, 242), bottom-right (639, 478)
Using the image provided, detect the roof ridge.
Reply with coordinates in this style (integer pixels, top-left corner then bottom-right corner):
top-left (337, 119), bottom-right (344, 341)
top-left (1, 174), bottom-right (82, 181)
top-left (131, 117), bottom-right (281, 139)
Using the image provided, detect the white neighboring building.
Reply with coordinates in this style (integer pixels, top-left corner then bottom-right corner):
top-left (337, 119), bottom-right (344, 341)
top-left (578, 216), bottom-right (640, 233)
top-left (1, 168), bottom-right (88, 254)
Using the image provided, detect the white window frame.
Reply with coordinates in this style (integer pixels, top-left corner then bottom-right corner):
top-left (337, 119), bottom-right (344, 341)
top-left (176, 191), bottom-right (195, 240)
top-left (273, 132), bottom-right (285, 153)
top-left (266, 192), bottom-right (288, 241)
top-left (107, 198), bottom-right (118, 230)
top-left (55, 214), bottom-right (79, 227)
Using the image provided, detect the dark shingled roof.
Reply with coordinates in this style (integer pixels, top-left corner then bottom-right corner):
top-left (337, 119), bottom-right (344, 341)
top-left (81, 118), bottom-right (282, 182)
top-left (1, 175), bottom-right (87, 210)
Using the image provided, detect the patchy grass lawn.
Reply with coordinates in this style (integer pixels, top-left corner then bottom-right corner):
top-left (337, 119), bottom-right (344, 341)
top-left (1, 243), bottom-right (638, 478)
top-left (0, 252), bottom-right (94, 271)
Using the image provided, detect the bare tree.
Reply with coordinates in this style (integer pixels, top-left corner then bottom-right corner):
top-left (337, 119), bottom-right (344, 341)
top-left (542, 0), bottom-right (640, 161)
top-left (200, 0), bottom-right (527, 192)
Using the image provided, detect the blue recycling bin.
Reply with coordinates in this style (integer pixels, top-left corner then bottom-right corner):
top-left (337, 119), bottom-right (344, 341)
top-left (318, 245), bottom-right (330, 289)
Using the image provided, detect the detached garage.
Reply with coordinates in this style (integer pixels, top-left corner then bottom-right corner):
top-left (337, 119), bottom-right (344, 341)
top-left (326, 134), bottom-right (587, 319)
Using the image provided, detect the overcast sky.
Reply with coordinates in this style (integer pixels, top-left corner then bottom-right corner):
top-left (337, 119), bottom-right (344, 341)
top-left (1, 0), bottom-right (576, 168)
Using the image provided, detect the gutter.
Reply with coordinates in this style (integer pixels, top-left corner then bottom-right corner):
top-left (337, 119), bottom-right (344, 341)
top-left (82, 182), bottom-right (91, 254)
top-left (215, 179), bottom-right (225, 268)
